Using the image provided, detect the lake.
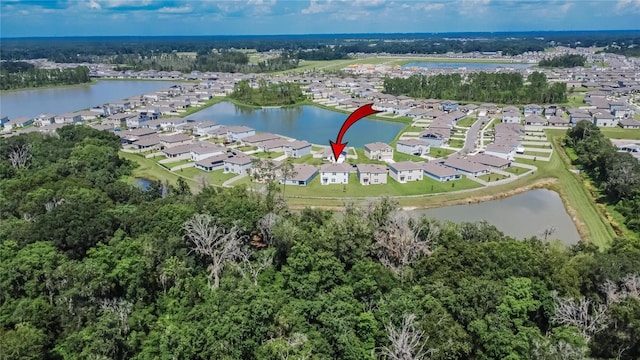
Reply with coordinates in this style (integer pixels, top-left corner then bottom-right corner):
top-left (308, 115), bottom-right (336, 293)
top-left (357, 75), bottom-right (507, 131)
top-left (402, 62), bottom-right (534, 70)
top-left (0, 80), bottom-right (183, 119)
top-left (407, 189), bottom-right (581, 245)
top-left (186, 101), bottom-right (406, 147)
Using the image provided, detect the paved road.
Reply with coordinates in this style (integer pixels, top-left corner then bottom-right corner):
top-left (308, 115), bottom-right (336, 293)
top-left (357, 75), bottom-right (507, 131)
top-left (461, 118), bottom-right (484, 154)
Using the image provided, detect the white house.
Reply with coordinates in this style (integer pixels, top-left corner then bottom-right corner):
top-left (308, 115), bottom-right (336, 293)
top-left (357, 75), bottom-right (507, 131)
top-left (594, 113), bottom-right (618, 127)
top-left (419, 129), bottom-right (449, 148)
top-left (484, 144), bottom-right (517, 161)
top-left (2, 117), bottom-right (33, 131)
top-left (54, 112), bottom-right (82, 124)
top-left (319, 163), bottom-right (351, 185)
top-left (34, 114), bottom-right (54, 127)
top-left (389, 161), bottom-right (424, 183)
top-left (283, 140), bottom-right (312, 158)
top-left (421, 162), bottom-right (462, 182)
top-left (194, 153), bottom-right (228, 172)
top-left (356, 164), bottom-right (388, 185)
top-left (190, 143), bottom-right (227, 161)
top-left (501, 111), bottom-right (522, 124)
top-left (364, 142), bottom-right (393, 161)
top-left (223, 154), bottom-right (254, 175)
top-left (396, 139), bottom-right (430, 156)
top-left (226, 126), bottom-right (256, 142)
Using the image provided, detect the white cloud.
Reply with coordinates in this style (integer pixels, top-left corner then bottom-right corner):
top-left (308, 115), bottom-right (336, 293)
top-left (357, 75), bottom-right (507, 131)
top-left (415, 3), bottom-right (445, 12)
top-left (558, 2), bottom-right (573, 14)
top-left (158, 5), bottom-right (192, 13)
top-left (301, 0), bottom-right (333, 14)
top-left (89, 1), bottom-right (101, 10)
top-left (615, 0), bottom-right (640, 13)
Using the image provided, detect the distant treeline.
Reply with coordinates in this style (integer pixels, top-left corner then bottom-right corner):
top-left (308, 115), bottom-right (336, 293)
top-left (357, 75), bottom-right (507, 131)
top-left (0, 63), bottom-right (91, 91)
top-left (112, 51), bottom-right (299, 73)
top-left (3, 32), bottom-right (639, 62)
top-left (230, 79), bottom-right (307, 106)
top-left (382, 72), bottom-right (567, 104)
top-left (539, 54), bottom-right (586, 67)
top-left (564, 121), bottom-right (640, 232)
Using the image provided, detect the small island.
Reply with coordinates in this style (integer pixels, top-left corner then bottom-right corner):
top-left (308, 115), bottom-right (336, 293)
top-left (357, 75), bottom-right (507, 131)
top-left (229, 79), bottom-right (307, 107)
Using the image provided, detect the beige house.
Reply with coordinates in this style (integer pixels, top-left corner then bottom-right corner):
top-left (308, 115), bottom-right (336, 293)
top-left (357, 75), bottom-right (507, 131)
top-left (364, 142), bottom-right (393, 161)
top-left (389, 161), bottom-right (424, 183)
top-left (356, 164), bottom-right (388, 185)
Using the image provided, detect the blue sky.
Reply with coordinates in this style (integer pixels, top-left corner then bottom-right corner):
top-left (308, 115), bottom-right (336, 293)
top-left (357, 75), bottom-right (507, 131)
top-left (1, 0), bottom-right (639, 37)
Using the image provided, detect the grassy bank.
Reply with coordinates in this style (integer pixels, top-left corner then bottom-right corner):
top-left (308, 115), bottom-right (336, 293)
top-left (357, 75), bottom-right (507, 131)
top-left (0, 79), bottom-right (98, 94)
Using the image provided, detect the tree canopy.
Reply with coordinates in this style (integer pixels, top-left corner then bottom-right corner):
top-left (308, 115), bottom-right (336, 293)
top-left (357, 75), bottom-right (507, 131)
top-left (0, 126), bottom-right (638, 359)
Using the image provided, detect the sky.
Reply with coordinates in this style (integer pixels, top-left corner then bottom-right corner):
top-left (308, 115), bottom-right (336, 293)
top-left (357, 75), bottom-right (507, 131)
top-left (1, 0), bottom-right (639, 37)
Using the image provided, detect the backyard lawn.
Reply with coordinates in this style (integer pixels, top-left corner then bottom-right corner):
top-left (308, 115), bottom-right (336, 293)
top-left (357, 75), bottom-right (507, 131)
top-left (504, 166), bottom-right (529, 175)
top-left (179, 168), bottom-right (237, 185)
top-left (524, 151), bottom-right (552, 157)
top-left (448, 139), bottom-right (465, 148)
top-left (284, 173), bottom-right (482, 198)
top-left (478, 173), bottom-right (510, 182)
top-left (393, 151), bottom-right (427, 162)
top-left (456, 117), bottom-right (478, 127)
top-left (350, 149), bottom-right (388, 165)
top-left (253, 151), bottom-right (284, 159)
top-left (430, 147), bottom-right (457, 158)
top-left (290, 154), bottom-right (325, 165)
top-left (599, 127), bottom-right (640, 140)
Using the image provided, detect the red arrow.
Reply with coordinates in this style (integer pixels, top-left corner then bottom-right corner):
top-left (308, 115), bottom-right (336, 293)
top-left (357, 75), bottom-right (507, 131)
top-left (330, 103), bottom-right (381, 161)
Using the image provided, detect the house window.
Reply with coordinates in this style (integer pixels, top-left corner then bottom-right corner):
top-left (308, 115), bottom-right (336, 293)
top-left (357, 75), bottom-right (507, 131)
top-left (332, 172), bottom-right (336, 175)
top-left (374, 179), bottom-right (379, 183)
top-left (331, 178), bottom-right (336, 183)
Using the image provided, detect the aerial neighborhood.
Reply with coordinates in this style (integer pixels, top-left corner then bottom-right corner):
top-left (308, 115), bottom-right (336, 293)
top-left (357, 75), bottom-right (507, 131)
top-left (2, 47), bottom-right (639, 192)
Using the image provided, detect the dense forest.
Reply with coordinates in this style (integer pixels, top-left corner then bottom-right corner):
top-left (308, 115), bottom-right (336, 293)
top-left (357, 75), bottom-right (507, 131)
top-left (3, 32), bottom-right (639, 62)
top-left (1, 125), bottom-right (639, 359)
top-left (230, 79), bottom-right (307, 106)
top-left (564, 121), bottom-right (640, 232)
top-left (112, 51), bottom-right (298, 73)
top-left (382, 72), bottom-right (567, 104)
top-left (539, 54), bottom-right (587, 68)
top-left (0, 63), bottom-right (91, 91)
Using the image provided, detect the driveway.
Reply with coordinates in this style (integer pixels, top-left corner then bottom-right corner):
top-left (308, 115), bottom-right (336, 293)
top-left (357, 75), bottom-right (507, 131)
top-left (461, 118), bottom-right (484, 154)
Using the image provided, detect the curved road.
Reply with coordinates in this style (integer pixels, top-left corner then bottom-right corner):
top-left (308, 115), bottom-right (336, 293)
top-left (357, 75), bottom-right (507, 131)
top-left (460, 118), bottom-right (484, 155)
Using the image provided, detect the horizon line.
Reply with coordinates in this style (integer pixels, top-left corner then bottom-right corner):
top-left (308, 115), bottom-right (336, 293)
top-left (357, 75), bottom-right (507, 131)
top-left (2, 29), bottom-right (640, 40)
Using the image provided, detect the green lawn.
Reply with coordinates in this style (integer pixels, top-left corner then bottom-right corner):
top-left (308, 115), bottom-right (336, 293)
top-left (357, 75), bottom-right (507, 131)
top-left (524, 143), bottom-right (552, 149)
top-left (524, 151), bottom-right (552, 157)
top-left (599, 127), bottom-right (640, 140)
top-left (504, 166), bottom-right (528, 175)
top-left (179, 168), bottom-right (236, 185)
top-left (478, 173), bottom-right (509, 182)
top-left (562, 94), bottom-right (586, 109)
top-left (253, 151), bottom-right (284, 159)
top-left (448, 139), bottom-right (465, 148)
top-left (311, 145), bottom-right (324, 152)
top-left (237, 145), bottom-right (258, 151)
top-left (350, 149), bottom-right (388, 165)
top-left (284, 173), bottom-right (482, 198)
top-left (430, 147), bottom-right (457, 158)
top-left (290, 154), bottom-right (325, 165)
top-left (163, 158), bottom-right (192, 168)
top-left (393, 151), bottom-right (427, 162)
top-left (456, 117), bottom-right (478, 127)
top-left (119, 151), bottom-right (192, 187)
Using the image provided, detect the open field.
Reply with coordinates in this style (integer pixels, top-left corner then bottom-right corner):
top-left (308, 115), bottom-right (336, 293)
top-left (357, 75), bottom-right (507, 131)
top-left (456, 117), bottom-right (478, 127)
top-left (119, 151), bottom-right (195, 188)
top-left (179, 168), bottom-right (236, 185)
top-left (478, 173), bottom-right (509, 182)
top-left (393, 151), bottom-right (427, 162)
top-left (599, 127), bottom-right (640, 139)
top-left (430, 147), bottom-right (456, 158)
top-left (562, 94), bottom-right (586, 109)
top-left (504, 166), bottom-right (527, 175)
top-left (253, 151), bottom-right (284, 159)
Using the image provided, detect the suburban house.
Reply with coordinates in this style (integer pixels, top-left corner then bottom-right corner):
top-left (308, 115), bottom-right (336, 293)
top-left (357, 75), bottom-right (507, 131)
top-left (593, 112), bottom-right (618, 127)
top-left (190, 143), bottom-right (227, 161)
top-left (162, 144), bottom-right (195, 159)
top-left (159, 117), bottom-right (187, 131)
top-left (321, 148), bottom-right (347, 163)
top-left (364, 142), bottom-right (394, 161)
top-left (54, 112), bottom-right (82, 124)
top-left (356, 164), bottom-right (388, 185)
top-left (484, 143), bottom-right (517, 160)
top-left (568, 110), bottom-right (592, 124)
top-left (396, 139), bottom-right (430, 156)
top-left (34, 114), bottom-right (55, 126)
top-left (242, 132), bottom-right (283, 147)
top-left (442, 157), bottom-right (491, 176)
top-left (0, 115), bottom-right (8, 126)
top-left (283, 140), bottom-right (312, 158)
top-left (132, 135), bottom-right (162, 150)
top-left (524, 114), bottom-right (547, 127)
top-left (449, 110), bottom-right (467, 122)
top-left (421, 162), bottom-right (462, 182)
top-left (460, 104), bottom-right (479, 114)
top-left (440, 100), bottom-right (459, 112)
top-left (502, 111), bottom-right (522, 124)
top-left (160, 134), bottom-right (193, 148)
top-left (389, 161), bottom-right (424, 183)
top-left (259, 139), bottom-right (291, 153)
top-left (406, 108), bottom-right (430, 118)
top-left (194, 122), bottom-right (220, 136)
top-left (618, 118), bottom-right (640, 129)
top-left (524, 104), bottom-right (543, 116)
top-left (419, 128), bottom-right (450, 148)
top-left (223, 154), bottom-right (254, 175)
top-left (226, 126), bottom-right (256, 142)
top-left (547, 116), bottom-right (570, 127)
top-left (469, 153), bottom-right (512, 169)
top-left (2, 117), bottom-right (33, 131)
top-left (280, 164), bottom-right (318, 186)
top-left (319, 163), bottom-right (351, 185)
top-left (194, 153), bottom-right (229, 172)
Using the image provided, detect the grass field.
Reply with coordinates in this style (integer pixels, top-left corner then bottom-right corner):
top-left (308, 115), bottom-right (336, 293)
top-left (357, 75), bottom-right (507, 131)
top-left (478, 173), bottom-right (509, 182)
top-left (430, 147), bottom-right (457, 158)
top-left (253, 151), bottom-right (284, 159)
top-left (290, 154), bottom-right (324, 165)
top-left (456, 117), bottom-right (478, 127)
top-left (524, 151), bottom-right (552, 157)
top-left (448, 139), bottom-right (465, 148)
top-left (179, 168), bottom-right (237, 185)
top-left (393, 151), bottom-right (427, 162)
top-left (119, 151), bottom-right (193, 186)
top-left (164, 158), bottom-right (192, 168)
top-left (350, 149), bottom-right (388, 165)
top-left (562, 94), bottom-right (586, 109)
top-left (600, 127), bottom-right (640, 140)
top-left (284, 173), bottom-right (482, 198)
top-left (504, 166), bottom-right (527, 175)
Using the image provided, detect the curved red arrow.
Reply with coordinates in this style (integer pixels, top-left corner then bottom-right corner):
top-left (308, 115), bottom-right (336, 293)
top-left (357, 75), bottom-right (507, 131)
top-left (330, 103), bottom-right (381, 161)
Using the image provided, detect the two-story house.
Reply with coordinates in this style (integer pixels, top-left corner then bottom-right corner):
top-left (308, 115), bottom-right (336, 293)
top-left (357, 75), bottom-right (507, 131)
top-left (389, 161), bottom-right (423, 183)
top-left (364, 142), bottom-right (393, 161)
top-left (283, 140), bottom-right (312, 158)
top-left (356, 164), bottom-right (388, 185)
top-left (319, 163), bottom-right (351, 185)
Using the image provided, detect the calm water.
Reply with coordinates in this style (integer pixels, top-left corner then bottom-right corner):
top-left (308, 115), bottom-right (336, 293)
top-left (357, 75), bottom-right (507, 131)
top-left (402, 62), bottom-right (533, 70)
top-left (0, 80), bottom-right (183, 119)
top-left (187, 101), bottom-right (405, 147)
top-left (408, 189), bottom-right (581, 245)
